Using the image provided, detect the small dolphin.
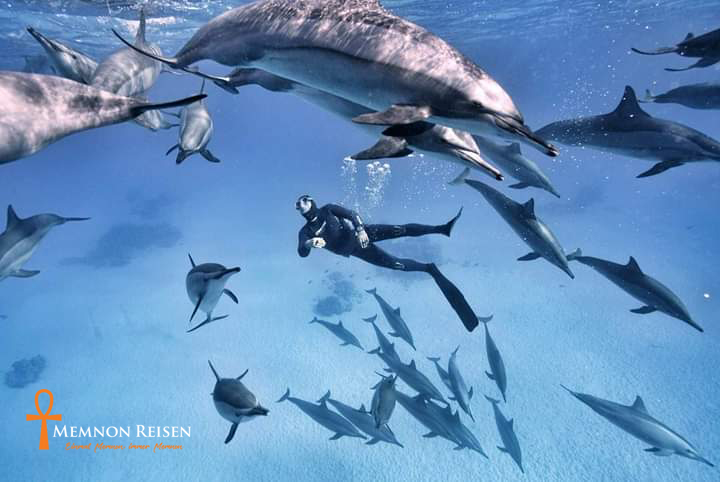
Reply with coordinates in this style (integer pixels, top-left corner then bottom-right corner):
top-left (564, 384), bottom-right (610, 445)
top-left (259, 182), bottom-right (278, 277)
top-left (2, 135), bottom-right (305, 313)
top-left (465, 179), bottom-right (576, 278)
top-left (26, 27), bottom-right (98, 84)
top-left (366, 288), bottom-right (415, 350)
top-left (447, 346), bottom-right (475, 422)
top-left (479, 316), bottom-right (507, 403)
top-left (0, 205), bottom-right (88, 281)
top-left (486, 395), bottom-right (524, 473)
top-left (632, 28), bottom-right (720, 72)
top-left (185, 254), bottom-right (240, 333)
top-left (370, 372), bottom-right (397, 429)
top-left (395, 390), bottom-right (461, 447)
top-left (363, 314), bottom-right (401, 362)
top-left (208, 360), bottom-right (268, 444)
top-left (0, 72), bottom-right (204, 164)
top-left (426, 356), bottom-right (452, 393)
top-left (379, 352), bottom-right (447, 405)
top-left (537, 86), bottom-right (720, 178)
top-left (562, 385), bottom-right (713, 467)
top-left (166, 80), bottom-right (221, 164)
top-left (276, 389), bottom-right (366, 441)
top-left (642, 83), bottom-right (720, 110)
top-left (324, 392), bottom-right (403, 447)
top-left (441, 407), bottom-right (488, 457)
top-left (568, 250), bottom-right (702, 332)
top-left (309, 317), bottom-right (364, 350)
top-left (133, 108), bottom-right (179, 131)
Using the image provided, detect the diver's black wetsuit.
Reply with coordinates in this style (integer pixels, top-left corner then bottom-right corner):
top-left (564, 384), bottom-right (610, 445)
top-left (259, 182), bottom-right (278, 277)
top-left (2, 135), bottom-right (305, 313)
top-left (298, 203), bottom-right (479, 331)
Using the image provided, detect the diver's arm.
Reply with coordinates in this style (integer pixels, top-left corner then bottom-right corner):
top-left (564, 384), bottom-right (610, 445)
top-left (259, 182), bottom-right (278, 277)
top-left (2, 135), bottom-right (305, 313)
top-left (298, 229), bottom-right (311, 257)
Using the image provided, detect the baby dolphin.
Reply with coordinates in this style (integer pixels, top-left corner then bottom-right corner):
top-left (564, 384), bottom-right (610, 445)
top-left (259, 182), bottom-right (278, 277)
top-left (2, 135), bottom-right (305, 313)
top-left (642, 83), bottom-right (720, 110)
top-left (568, 250), bottom-right (702, 332)
top-left (26, 27), bottom-right (98, 84)
top-left (166, 80), bottom-right (221, 164)
top-left (370, 373), bottom-right (397, 429)
top-left (562, 385), bottom-right (713, 467)
top-left (324, 391), bottom-right (403, 447)
top-left (480, 316), bottom-right (508, 403)
top-left (185, 254), bottom-right (240, 333)
top-left (276, 389), bottom-right (366, 441)
top-left (465, 179), bottom-right (577, 278)
top-left (537, 86), bottom-right (720, 178)
top-left (632, 28), bottom-right (720, 72)
top-left (309, 317), bottom-right (364, 350)
top-left (111, 0), bottom-right (557, 157)
top-left (208, 360), bottom-right (268, 444)
top-left (486, 395), bottom-right (524, 473)
top-left (366, 288), bottom-right (415, 350)
top-left (0, 205), bottom-right (89, 281)
top-left (363, 314), bottom-right (401, 363)
top-left (0, 72), bottom-right (205, 164)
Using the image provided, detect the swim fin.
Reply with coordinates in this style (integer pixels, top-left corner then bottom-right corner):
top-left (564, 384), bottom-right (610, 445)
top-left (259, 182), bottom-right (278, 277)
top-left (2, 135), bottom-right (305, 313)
top-left (427, 264), bottom-right (479, 332)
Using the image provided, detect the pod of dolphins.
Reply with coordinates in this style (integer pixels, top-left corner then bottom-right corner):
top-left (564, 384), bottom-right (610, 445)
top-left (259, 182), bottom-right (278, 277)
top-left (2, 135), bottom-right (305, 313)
top-left (2, 0), bottom-right (716, 473)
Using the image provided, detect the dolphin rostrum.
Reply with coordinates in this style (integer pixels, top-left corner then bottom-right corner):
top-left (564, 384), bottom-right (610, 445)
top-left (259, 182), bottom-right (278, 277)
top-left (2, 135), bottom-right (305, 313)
top-left (486, 395), bottom-right (524, 473)
top-left (366, 288), bottom-right (415, 350)
top-left (166, 80), bottom-right (221, 164)
top-left (632, 28), bottom-right (720, 72)
top-left (642, 83), bottom-right (720, 110)
top-left (324, 391), bottom-right (403, 447)
top-left (0, 205), bottom-right (89, 281)
top-left (562, 385), bottom-right (713, 467)
top-left (276, 388), bottom-right (366, 441)
top-left (568, 250), bottom-right (702, 332)
top-left (480, 316), bottom-right (507, 403)
top-left (185, 254), bottom-right (240, 333)
top-left (309, 317), bottom-right (364, 350)
top-left (26, 27), bottom-right (98, 84)
top-left (208, 360), bottom-right (268, 444)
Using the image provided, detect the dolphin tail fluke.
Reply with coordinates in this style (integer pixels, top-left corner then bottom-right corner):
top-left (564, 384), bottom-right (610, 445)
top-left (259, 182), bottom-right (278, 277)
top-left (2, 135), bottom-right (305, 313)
top-left (631, 46), bottom-right (677, 56)
top-left (276, 388), bottom-right (291, 403)
top-left (566, 248), bottom-right (582, 262)
top-left (365, 288), bottom-right (377, 296)
top-left (484, 395), bottom-right (500, 405)
top-left (427, 264), bottom-right (479, 332)
top-left (186, 314), bottom-right (227, 333)
top-left (131, 95), bottom-right (207, 119)
top-left (208, 360), bottom-right (220, 382)
top-left (426, 356), bottom-right (441, 363)
top-left (665, 56), bottom-right (720, 72)
top-left (224, 423), bottom-right (238, 444)
top-left (443, 207), bottom-right (463, 237)
top-left (448, 167), bottom-right (471, 186)
top-left (478, 314), bottom-right (493, 324)
top-left (362, 314), bottom-right (378, 323)
top-left (309, 317), bottom-right (319, 324)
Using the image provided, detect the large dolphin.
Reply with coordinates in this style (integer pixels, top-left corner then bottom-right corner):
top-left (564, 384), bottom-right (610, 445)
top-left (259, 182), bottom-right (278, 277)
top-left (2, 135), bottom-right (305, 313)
top-left (0, 72), bottom-right (204, 164)
top-left (440, 407), bottom-right (488, 457)
top-left (366, 288), bottom-right (415, 350)
top-left (208, 360), bottom-right (268, 444)
top-left (536, 86), bottom-right (720, 178)
top-left (479, 316), bottom-right (507, 403)
top-left (323, 391), bottom-right (403, 447)
top-left (217, 68), bottom-right (503, 180)
top-left (370, 373), bottom-right (397, 429)
top-left (0, 205), bottom-right (89, 281)
top-left (486, 395), bottom-right (524, 473)
top-left (112, 0), bottom-right (558, 157)
top-left (465, 179), bottom-right (577, 278)
top-left (632, 28), bottom-right (720, 72)
top-left (276, 388), bottom-right (366, 441)
top-left (395, 390), bottom-right (461, 447)
top-left (309, 317), bottom-right (364, 350)
top-left (166, 80), bottom-right (222, 164)
top-left (363, 314), bottom-right (401, 362)
top-left (185, 254), bottom-right (240, 333)
top-left (568, 250), bottom-right (702, 332)
top-left (642, 83), bottom-right (720, 110)
top-left (562, 385), bottom-right (713, 467)
top-left (26, 27), bottom-right (98, 84)
top-left (426, 356), bottom-right (452, 393)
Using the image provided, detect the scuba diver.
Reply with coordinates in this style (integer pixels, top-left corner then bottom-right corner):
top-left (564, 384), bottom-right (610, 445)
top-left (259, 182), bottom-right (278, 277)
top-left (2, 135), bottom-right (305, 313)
top-left (296, 195), bottom-right (480, 332)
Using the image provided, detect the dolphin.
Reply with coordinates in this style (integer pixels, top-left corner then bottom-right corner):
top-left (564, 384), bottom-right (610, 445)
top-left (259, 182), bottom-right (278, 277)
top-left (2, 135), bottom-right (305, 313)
top-left (486, 395), bottom-right (524, 473)
top-left (440, 407), bottom-right (488, 457)
top-left (26, 27), bottom-right (98, 84)
top-left (561, 385), bottom-right (713, 467)
top-left (447, 346), bottom-right (475, 422)
top-left (309, 317), bottom-right (364, 350)
top-left (0, 72), bottom-right (204, 164)
top-left (185, 254), bottom-right (240, 333)
top-left (208, 360), bottom-right (268, 444)
top-left (276, 388), bottom-right (367, 441)
top-left (111, 0), bottom-right (558, 157)
top-left (166, 80), bottom-right (221, 164)
top-left (324, 392), bottom-right (403, 447)
top-left (642, 83), bottom-right (720, 110)
top-left (568, 250), bottom-right (702, 332)
top-left (370, 373), bottom-right (397, 429)
top-left (133, 106), bottom-right (179, 131)
top-left (632, 28), bottom-right (720, 72)
top-left (378, 352), bottom-right (447, 405)
top-left (363, 314), bottom-right (401, 362)
top-left (465, 179), bottom-right (577, 278)
top-left (217, 68), bottom-right (503, 180)
top-left (479, 316), bottom-right (507, 403)
top-left (0, 205), bottom-right (89, 281)
top-left (536, 86), bottom-right (720, 178)
top-left (395, 390), bottom-right (462, 447)
top-left (426, 356), bottom-right (452, 393)
top-left (366, 288), bottom-right (415, 350)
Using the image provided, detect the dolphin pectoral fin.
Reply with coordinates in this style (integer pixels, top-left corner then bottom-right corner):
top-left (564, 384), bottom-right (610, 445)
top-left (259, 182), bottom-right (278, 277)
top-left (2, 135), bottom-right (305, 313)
top-left (224, 423), bottom-right (238, 444)
top-left (237, 369), bottom-right (249, 380)
top-left (223, 289), bottom-right (239, 304)
top-left (468, 387), bottom-right (474, 400)
top-left (351, 136), bottom-right (412, 161)
top-left (448, 396), bottom-right (456, 401)
top-left (11, 269), bottom-right (40, 278)
top-left (645, 447), bottom-right (673, 456)
top-left (329, 433), bottom-right (343, 441)
top-left (165, 144), bottom-right (179, 156)
top-left (665, 56), bottom-right (720, 72)
top-left (453, 445), bottom-right (465, 451)
top-left (497, 446), bottom-right (508, 453)
top-left (508, 182), bottom-right (531, 189)
top-left (517, 252), bottom-right (541, 261)
top-left (365, 438), bottom-right (381, 445)
top-left (631, 306), bottom-right (657, 314)
top-left (201, 149), bottom-right (222, 163)
top-left (423, 432), bottom-right (438, 438)
top-left (352, 105), bottom-right (432, 126)
top-left (189, 296), bottom-right (203, 322)
top-left (485, 371), bottom-right (495, 380)
top-left (340, 342), bottom-right (351, 346)
top-left (388, 332), bottom-right (400, 338)
top-left (637, 160), bottom-right (684, 178)
top-left (187, 314), bottom-right (228, 333)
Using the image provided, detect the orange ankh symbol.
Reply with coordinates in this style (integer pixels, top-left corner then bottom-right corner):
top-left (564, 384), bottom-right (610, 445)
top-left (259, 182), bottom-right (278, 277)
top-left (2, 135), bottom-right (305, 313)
top-left (26, 389), bottom-right (62, 450)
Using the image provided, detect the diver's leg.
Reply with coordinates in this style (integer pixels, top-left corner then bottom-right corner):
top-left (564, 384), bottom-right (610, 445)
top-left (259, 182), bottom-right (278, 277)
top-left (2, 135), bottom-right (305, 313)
top-left (366, 208), bottom-right (463, 242)
top-left (353, 245), bottom-right (431, 272)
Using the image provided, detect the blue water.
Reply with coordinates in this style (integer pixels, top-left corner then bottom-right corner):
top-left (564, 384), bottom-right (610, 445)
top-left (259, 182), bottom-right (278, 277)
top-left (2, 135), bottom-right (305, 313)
top-left (2, 1), bottom-right (720, 481)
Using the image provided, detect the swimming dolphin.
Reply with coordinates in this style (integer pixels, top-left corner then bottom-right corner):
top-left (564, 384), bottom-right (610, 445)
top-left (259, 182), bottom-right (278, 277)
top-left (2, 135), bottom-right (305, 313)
top-left (377, 352), bottom-right (447, 405)
top-left (440, 407), bottom-right (488, 457)
top-left (486, 395), bottom-right (524, 473)
top-left (632, 28), bottom-right (720, 72)
top-left (132, 108), bottom-right (179, 131)
top-left (166, 80), bottom-right (221, 164)
top-left (642, 83), bottom-right (720, 110)
top-left (0, 72), bottom-right (204, 164)
top-left (479, 316), bottom-right (507, 403)
top-left (465, 179), bottom-right (577, 278)
top-left (426, 357), bottom-right (452, 393)
top-left (561, 385), bottom-right (713, 467)
top-left (276, 388), bottom-right (366, 441)
top-left (363, 314), bottom-right (401, 362)
top-left (324, 391), bottom-right (403, 447)
top-left (185, 254), bottom-right (240, 333)
top-left (0, 205), bottom-right (89, 281)
top-left (366, 288), bottom-right (415, 350)
top-left (111, 0), bottom-right (558, 157)
top-left (309, 317), bottom-right (364, 350)
top-left (536, 86), bottom-right (720, 178)
top-left (568, 250), bottom-right (702, 332)
top-left (446, 346), bottom-right (475, 422)
top-left (26, 27), bottom-right (98, 84)
top-left (370, 373), bottom-right (397, 429)
top-left (217, 68), bottom-right (503, 180)
top-left (395, 390), bottom-right (461, 447)
top-left (208, 360), bottom-right (268, 444)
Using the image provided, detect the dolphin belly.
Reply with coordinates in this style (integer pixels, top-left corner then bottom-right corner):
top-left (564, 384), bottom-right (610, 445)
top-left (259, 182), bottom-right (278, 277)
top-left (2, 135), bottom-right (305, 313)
top-left (0, 234), bottom-right (44, 277)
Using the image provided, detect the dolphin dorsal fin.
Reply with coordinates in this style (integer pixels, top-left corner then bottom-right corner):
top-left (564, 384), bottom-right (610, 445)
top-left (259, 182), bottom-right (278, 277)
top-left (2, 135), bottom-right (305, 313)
top-left (394, 307), bottom-right (401, 316)
top-left (612, 86), bottom-right (649, 119)
top-left (684, 32), bottom-right (694, 41)
top-left (338, 320), bottom-right (344, 328)
top-left (360, 403), bottom-right (366, 412)
top-left (522, 199), bottom-right (536, 219)
top-left (626, 256), bottom-right (642, 273)
top-left (409, 360), bottom-right (416, 369)
top-left (134, 8), bottom-right (147, 46)
top-left (632, 396), bottom-right (649, 414)
top-left (508, 418), bottom-right (514, 428)
top-left (6, 205), bottom-right (20, 229)
top-left (508, 142), bottom-right (522, 154)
